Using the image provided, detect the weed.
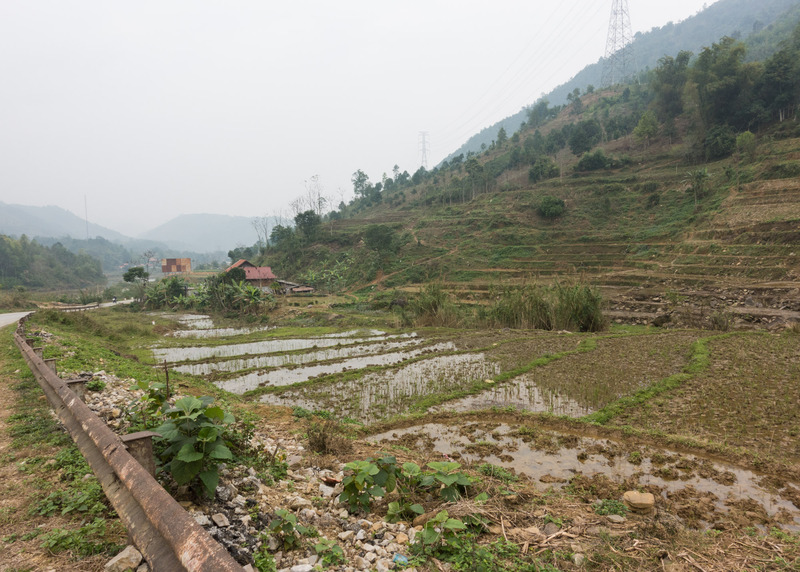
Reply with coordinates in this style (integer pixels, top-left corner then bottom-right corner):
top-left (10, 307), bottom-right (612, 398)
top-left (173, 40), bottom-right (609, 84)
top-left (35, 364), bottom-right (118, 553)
top-left (39, 517), bottom-right (124, 558)
top-left (86, 379), bottom-right (106, 392)
top-left (306, 419), bottom-right (353, 455)
top-left (267, 508), bottom-right (314, 551)
top-left (477, 463), bottom-right (519, 483)
top-left (595, 499), bottom-right (629, 517)
top-left (314, 539), bottom-right (346, 567)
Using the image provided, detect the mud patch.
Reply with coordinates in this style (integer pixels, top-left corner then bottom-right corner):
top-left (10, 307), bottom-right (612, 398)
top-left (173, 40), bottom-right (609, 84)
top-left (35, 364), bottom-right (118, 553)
top-left (369, 421), bottom-right (800, 531)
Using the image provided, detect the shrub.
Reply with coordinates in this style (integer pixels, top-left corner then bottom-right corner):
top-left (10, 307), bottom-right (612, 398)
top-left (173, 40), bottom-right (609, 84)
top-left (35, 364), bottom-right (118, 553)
top-left (528, 156), bottom-right (560, 183)
top-left (537, 195), bottom-right (566, 219)
top-left (704, 125), bottom-right (736, 160)
top-left (576, 149), bottom-right (609, 171)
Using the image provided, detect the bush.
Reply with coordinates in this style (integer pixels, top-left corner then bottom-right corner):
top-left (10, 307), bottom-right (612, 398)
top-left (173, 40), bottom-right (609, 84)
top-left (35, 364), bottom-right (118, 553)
top-left (576, 149), bottom-right (610, 171)
top-left (528, 156), bottom-right (560, 183)
top-left (537, 195), bottom-right (566, 218)
top-left (704, 125), bottom-right (736, 160)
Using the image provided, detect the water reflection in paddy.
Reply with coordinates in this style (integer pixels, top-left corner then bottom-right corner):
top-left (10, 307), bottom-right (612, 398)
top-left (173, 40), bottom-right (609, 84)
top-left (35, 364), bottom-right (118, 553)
top-left (153, 332), bottom-right (411, 362)
top-left (260, 353), bottom-right (500, 423)
top-left (370, 422), bottom-right (800, 530)
top-left (434, 372), bottom-right (593, 417)
top-left (175, 339), bottom-right (425, 376)
top-left (216, 342), bottom-right (456, 393)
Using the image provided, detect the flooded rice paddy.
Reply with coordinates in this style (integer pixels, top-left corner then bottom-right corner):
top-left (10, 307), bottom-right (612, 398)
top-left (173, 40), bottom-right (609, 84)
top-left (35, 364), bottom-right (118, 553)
top-left (154, 315), bottom-right (800, 530)
top-left (259, 353), bottom-right (501, 423)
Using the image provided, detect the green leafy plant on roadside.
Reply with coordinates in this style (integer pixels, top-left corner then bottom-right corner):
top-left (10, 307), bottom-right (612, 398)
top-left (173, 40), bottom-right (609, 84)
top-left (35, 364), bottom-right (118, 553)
top-left (340, 460), bottom-right (385, 513)
top-left (155, 395), bottom-right (235, 498)
top-left (129, 379), bottom-right (170, 430)
top-left (340, 453), bottom-right (400, 513)
top-left (253, 548), bottom-right (277, 572)
top-left (315, 539), bottom-right (346, 567)
top-left (416, 510), bottom-right (467, 549)
top-left (422, 461), bottom-right (473, 502)
top-left (267, 508), bottom-right (315, 551)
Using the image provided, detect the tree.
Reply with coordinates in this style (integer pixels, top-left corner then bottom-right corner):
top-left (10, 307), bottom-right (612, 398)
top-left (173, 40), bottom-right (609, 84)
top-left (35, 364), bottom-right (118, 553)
top-left (736, 131), bottom-right (757, 162)
top-left (496, 127), bottom-right (508, 147)
top-left (633, 111), bottom-right (660, 150)
top-left (652, 51), bottom-right (692, 120)
top-left (294, 210), bottom-right (321, 243)
top-left (568, 119), bottom-right (603, 155)
top-left (364, 225), bottom-right (398, 256)
top-left (351, 169), bottom-right (371, 199)
top-left (123, 266), bottom-right (149, 302)
top-left (683, 168), bottom-right (711, 207)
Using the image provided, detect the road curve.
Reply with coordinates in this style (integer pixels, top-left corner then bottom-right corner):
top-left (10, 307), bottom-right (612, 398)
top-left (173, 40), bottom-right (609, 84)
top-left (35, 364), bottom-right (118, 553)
top-left (0, 312), bottom-right (32, 329)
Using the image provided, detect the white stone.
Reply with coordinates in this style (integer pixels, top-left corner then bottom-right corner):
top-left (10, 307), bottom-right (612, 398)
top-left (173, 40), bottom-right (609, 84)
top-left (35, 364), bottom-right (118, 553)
top-left (105, 545), bottom-right (143, 572)
top-left (212, 513), bottom-right (230, 527)
top-left (338, 530), bottom-right (355, 541)
top-left (193, 513), bottom-right (211, 526)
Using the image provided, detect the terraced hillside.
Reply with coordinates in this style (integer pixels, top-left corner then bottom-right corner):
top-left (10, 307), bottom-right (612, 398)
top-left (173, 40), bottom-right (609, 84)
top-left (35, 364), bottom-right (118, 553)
top-left (330, 135), bottom-right (800, 331)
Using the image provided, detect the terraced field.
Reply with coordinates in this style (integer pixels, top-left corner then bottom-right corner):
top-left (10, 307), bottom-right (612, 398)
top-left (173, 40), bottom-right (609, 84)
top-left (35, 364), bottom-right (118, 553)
top-left (338, 137), bottom-right (800, 332)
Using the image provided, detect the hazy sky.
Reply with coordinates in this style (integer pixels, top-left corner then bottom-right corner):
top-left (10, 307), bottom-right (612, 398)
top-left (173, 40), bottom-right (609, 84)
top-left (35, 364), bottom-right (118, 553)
top-left (0, 0), bottom-right (717, 236)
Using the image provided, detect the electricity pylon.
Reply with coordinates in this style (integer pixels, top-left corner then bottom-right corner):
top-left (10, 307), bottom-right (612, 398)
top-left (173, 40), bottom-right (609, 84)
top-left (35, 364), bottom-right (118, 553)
top-left (419, 131), bottom-right (429, 170)
top-left (601, 0), bottom-right (636, 88)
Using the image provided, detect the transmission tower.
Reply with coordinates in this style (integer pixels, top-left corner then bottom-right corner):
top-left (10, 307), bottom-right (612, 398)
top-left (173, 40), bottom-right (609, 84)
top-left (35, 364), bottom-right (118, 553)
top-left (601, 0), bottom-right (636, 88)
top-left (418, 131), bottom-right (429, 170)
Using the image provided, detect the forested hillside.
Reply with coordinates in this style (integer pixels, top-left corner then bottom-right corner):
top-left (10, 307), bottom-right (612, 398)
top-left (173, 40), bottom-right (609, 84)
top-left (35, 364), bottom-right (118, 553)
top-left (0, 235), bottom-right (106, 289)
top-left (449, 0), bottom-right (800, 160)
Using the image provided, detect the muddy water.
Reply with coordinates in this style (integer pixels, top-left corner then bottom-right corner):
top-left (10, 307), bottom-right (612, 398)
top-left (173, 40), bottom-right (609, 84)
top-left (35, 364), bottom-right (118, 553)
top-left (152, 332), bottom-right (410, 362)
top-left (174, 339), bottom-right (427, 376)
top-left (260, 353), bottom-right (501, 422)
top-left (369, 422), bottom-right (800, 530)
top-left (434, 372), bottom-right (592, 417)
top-left (216, 342), bottom-right (457, 393)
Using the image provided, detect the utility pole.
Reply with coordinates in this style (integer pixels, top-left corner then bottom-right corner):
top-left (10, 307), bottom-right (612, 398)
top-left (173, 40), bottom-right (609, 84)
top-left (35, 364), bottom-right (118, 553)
top-left (418, 131), bottom-right (429, 170)
top-left (601, 0), bottom-right (636, 88)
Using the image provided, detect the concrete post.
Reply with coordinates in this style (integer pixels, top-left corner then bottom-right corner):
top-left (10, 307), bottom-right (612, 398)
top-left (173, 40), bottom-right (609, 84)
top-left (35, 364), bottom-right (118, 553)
top-left (43, 358), bottom-right (57, 374)
top-left (121, 431), bottom-right (161, 479)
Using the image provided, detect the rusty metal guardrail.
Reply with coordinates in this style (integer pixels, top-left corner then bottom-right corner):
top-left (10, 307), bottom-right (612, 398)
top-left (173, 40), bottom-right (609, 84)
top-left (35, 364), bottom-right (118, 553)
top-left (12, 316), bottom-right (245, 572)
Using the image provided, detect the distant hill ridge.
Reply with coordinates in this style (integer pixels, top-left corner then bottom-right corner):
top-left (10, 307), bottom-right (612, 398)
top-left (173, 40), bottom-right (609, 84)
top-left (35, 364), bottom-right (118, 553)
top-left (0, 202), bottom-right (264, 255)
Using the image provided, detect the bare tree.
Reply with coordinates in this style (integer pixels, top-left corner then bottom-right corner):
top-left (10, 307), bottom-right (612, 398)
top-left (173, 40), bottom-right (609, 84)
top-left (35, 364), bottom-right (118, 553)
top-left (252, 216), bottom-right (271, 252)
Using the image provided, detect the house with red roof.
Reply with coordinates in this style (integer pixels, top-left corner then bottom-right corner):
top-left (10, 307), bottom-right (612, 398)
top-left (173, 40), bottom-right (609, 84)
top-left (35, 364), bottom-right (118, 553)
top-left (225, 259), bottom-right (277, 291)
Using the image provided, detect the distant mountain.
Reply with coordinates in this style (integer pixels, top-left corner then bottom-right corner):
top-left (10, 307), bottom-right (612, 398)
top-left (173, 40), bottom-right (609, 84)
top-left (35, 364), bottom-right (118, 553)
top-left (446, 0), bottom-right (800, 161)
top-left (0, 201), bottom-right (128, 242)
top-left (137, 213), bottom-right (268, 253)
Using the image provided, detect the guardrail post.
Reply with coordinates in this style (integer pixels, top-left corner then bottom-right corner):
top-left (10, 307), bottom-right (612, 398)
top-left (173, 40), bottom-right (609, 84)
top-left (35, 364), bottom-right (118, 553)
top-left (33, 347), bottom-right (43, 358)
top-left (43, 358), bottom-right (57, 374)
top-left (65, 378), bottom-right (88, 402)
top-left (26, 337), bottom-right (36, 347)
top-left (121, 431), bottom-right (160, 478)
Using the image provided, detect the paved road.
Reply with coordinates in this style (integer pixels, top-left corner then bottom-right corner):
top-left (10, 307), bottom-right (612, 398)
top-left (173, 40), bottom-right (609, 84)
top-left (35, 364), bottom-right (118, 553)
top-left (0, 311), bottom-right (32, 329)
